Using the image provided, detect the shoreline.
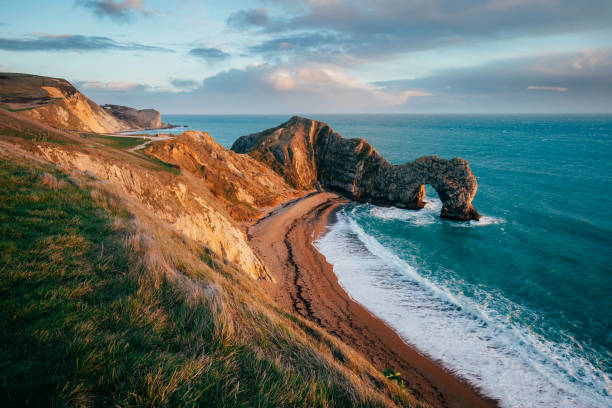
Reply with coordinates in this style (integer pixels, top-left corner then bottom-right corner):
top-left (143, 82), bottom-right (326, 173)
top-left (248, 192), bottom-right (499, 408)
top-left (114, 124), bottom-right (185, 135)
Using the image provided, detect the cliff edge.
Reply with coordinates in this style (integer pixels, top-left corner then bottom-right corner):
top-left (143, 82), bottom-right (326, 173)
top-left (101, 104), bottom-right (172, 131)
top-left (232, 116), bottom-right (480, 221)
top-left (0, 73), bottom-right (169, 133)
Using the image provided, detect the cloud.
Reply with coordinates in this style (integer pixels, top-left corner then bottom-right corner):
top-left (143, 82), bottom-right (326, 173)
top-left (265, 66), bottom-right (430, 104)
top-left (71, 48), bottom-right (611, 114)
top-left (75, 61), bottom-right (431, 113)
top-left (226, 8), bottom-right (269, 29)
top-left (373, 49), bottom-right (612, 112)
top-left (77, 80), bottom-right (145, 91)
top-left (170, 78), bottom-right (201, 90)
top-left (76, 0), bottom-right (152, 22)
top-left (192, 63), bottom-right (430, 110)
top-left (248, 32), bottom-right (349, 56)
top-left (0, 34), bottom-right (172, 53)
top-left (188, 47), bottom-right (231, 62)
top-left (527, 86), bottom-right (568, 92)
top-left (231, 1), bottom-right (612, 61)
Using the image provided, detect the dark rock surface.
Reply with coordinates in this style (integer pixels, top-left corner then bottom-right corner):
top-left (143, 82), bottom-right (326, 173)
top-left (232, 116), bottom-right (480, 221)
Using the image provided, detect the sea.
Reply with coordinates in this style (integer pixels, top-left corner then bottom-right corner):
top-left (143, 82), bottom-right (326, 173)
top-left (140, 114), bottom-right (612, 408)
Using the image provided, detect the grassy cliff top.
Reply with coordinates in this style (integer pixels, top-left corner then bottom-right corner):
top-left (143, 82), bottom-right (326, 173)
top-left (0, 150), bottom-right (423, 407)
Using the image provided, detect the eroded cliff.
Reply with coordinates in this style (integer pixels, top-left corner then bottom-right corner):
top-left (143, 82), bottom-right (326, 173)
top-left (147, 131), bottom-right (299, 221)
top-left (232, 116), bottom-right (480, 221)
top-left (35, 143), bottom-right (272, 280)
top-left (101, 104), bottom-right (171, 130)
top-left (0, 73), bottom-right (168, 133)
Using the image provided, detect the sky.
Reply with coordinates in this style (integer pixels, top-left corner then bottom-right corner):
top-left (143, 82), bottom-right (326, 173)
top-left (1, 0), bottom-right (611, 113)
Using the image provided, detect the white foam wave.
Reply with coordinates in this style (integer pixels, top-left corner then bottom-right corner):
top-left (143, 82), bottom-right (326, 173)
top-left (314, 212), bottom-right (611, 408)
top-left (459, 214), bottom-right (505, 228)
top-left (369, 199), bottom-right (505, 227)
top-left (369, 200), bottom-right (441, 226)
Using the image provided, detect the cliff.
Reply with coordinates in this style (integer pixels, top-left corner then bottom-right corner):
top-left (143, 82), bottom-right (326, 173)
top-left (0, 73), bottom-right (168, 133)
top-left (232, 116), bottom-right (480, 221)
top-left (101, 104), bottom-right (172, 130)
top-left (0, 135), bottom-right (422, 408)
top-left (147, 131), bottom-right (298, 221)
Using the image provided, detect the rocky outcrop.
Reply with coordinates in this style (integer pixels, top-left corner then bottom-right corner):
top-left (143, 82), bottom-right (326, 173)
top-left (101, 104), bottom-right (172, 130)
top-left (147, 131), bottom-right (298, 221)
top-left (0, 73), bottom-right (169, 133)
top-left (232, 116), bottom-right (480, 221)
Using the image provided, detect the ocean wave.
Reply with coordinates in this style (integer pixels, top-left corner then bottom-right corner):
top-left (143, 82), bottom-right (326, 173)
top-left (368, 199), bottom-right (505, 227)
top-left (369, 201), bottom-right (439, 225)
top-left (458, 214), bottom-right (505, 227)
top-left (314, 211), bottom-right (611, 408)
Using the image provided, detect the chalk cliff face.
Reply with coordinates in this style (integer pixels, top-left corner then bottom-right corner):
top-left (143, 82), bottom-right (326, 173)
top-left (0, 73), bottom-right (127, 133)
top-left (232, 116), bottom-right (480, 221)
top-left (0, 73), bottom-right (168, 133)
top-left (101, 104), bottom-right (170, 130)
top-left (34, 143), bottom-right (271, 280)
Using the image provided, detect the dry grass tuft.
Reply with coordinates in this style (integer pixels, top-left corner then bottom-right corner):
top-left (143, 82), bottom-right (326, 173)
top-left (39, 171), bottom-right (66, 189)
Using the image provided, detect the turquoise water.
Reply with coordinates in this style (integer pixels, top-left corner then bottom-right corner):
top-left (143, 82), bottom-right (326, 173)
top-left (124, 114), bottom-right (290, 147)
top-left (164, 114), bottom-right (612, 407)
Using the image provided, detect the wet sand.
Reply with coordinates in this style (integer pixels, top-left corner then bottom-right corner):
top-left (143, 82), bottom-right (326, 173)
top-left (248, 192), bottom-right (499, 408)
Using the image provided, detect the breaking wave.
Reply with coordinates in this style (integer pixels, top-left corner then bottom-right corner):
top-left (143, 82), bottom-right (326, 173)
top-left (314, 208), bottom-right (611, 408)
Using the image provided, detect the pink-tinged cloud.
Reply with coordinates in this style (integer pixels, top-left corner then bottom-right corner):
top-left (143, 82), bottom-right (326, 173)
top-left (266, 66), bottom-right (431, 105)
top-left (527, 86), bottom-right (568, 92)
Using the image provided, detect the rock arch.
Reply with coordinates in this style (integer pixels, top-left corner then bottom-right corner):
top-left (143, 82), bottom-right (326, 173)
top-left (400, 157), bottom-right (481, 220)
top-left (232, 116), bottom-right (481, 221)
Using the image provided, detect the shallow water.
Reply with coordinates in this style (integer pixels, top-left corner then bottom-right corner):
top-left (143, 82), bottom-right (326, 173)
top-left (164, 114), bottom-right (612, 407)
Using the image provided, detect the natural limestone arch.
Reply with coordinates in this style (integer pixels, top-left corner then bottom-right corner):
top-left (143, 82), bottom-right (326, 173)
top-left (233, 116), bottom-right (481, 221)
top-left (399, 156), bottom-right (481, 220)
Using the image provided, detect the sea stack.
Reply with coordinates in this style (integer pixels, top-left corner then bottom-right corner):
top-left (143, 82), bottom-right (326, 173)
top-left (232, 116), bottom-right (481, 221)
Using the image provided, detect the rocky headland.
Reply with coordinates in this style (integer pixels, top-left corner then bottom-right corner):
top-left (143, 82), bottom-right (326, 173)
top-left (101, 104), bottom-right (174, 131)
top-left (0, 73), bottom-right (172, 133)
top-left (232, 116), bottom-right (480, 221)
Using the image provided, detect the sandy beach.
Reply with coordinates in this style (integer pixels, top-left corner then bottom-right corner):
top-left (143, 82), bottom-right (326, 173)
top-left (248, 192), bottom-right (499, 408)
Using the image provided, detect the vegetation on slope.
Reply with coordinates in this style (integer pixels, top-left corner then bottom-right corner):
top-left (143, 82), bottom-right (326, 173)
top-left (0, 107), bottom-right (74, 145)
top-left (81, 133), bottom-right (150, 150)
top-left (0, 153), bottom-right (424, 408)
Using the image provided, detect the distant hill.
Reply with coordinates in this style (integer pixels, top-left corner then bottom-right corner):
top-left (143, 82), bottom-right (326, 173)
top-left (0, 73), bottom-right (169, 133)
top-left (101, 104), bottom-right (173, 131)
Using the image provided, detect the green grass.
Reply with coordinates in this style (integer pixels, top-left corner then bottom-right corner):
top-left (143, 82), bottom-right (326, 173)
top-left (0, 128), bottom-right (72, 145)
top-left (383, 369), bottom-right (405, 390)
top-left (0, 158), bottom-right (419, 407)
top-left (81, 134), bottom-right (181, 174)
top-left (82, 133), bottom-right (149, 150)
